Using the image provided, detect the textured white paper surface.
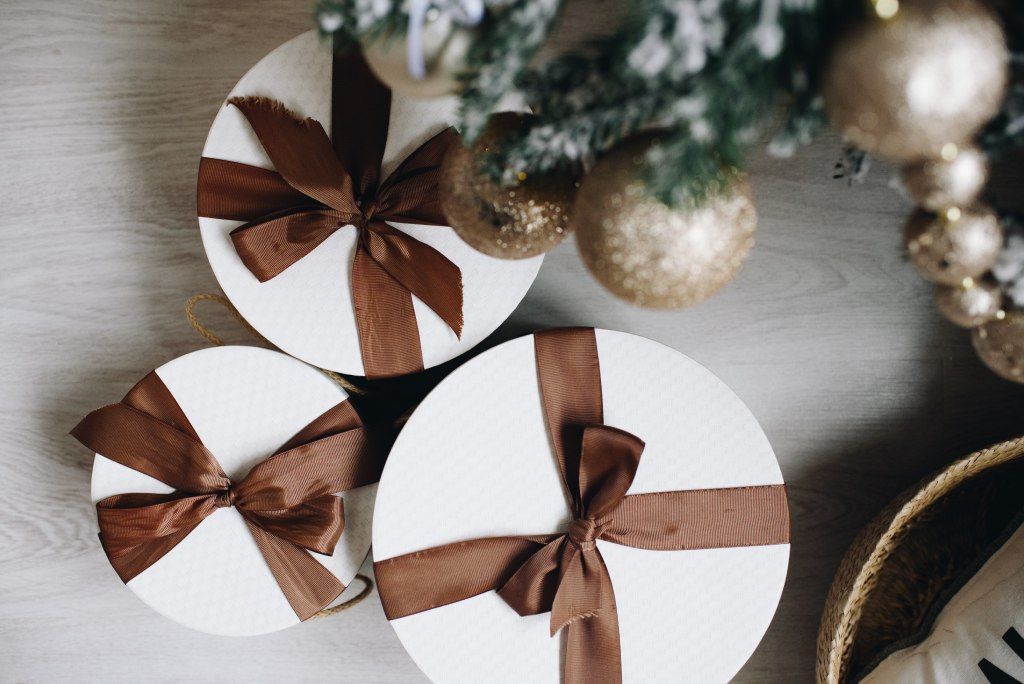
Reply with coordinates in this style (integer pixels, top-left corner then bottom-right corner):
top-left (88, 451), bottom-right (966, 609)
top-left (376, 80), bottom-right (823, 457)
top-left (90, 346), bottom-right (376, 636)
top-left (199, 31), bottom-right (541, 375)
top-left (373, 329), bottom-right (790, 682)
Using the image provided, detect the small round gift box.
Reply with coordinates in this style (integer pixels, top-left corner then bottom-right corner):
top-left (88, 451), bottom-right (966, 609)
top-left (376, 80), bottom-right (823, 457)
top-left (197, 31), bottom-right (541, 379)
top-left (73, 346), bottom-right (383, 635)
top-left (372, 328), bottom-right (791, 682)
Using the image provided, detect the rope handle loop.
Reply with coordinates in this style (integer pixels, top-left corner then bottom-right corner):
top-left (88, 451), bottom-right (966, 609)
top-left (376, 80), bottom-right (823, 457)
top-left (185, 292), bottom-right (365, 395)
top-left (309, 574), bottom-right (374, 619)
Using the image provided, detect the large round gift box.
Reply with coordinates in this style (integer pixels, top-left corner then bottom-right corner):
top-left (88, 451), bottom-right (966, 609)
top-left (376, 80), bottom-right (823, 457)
top-left (198, 31), bottom-right (541, 377)
top-left (87, 346), bottom-right (376, 635)
top-left (373, 328), bottom-right (791, 682)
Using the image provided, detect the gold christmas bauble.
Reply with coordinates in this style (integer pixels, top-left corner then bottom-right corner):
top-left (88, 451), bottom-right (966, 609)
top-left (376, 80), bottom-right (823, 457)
top-left (823, 0), bottom-right (1008, 163)
top-left (901, 145), bottom-right (989, 212)
top-left (440, 112), bottom-right (576, 259)
top-left (935, 279), bottom-right (1002, 328)
top-left (972, 311), bottom-right (1024, 383)
top-left (904, 206), bottom-right (1003, 285)
top-left (363, 14), bottom-right (475, 98)
top-left (571, 135), bottom-right (756, 309)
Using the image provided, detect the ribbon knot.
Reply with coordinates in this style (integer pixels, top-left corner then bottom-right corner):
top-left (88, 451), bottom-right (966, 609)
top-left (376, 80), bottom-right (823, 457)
top-left (214, 487), bottom-right (235, 509)
top-left (496, 423), bottom-right (645, 642)
top-left (358, 200), bottom-right (379, 227)
top-left (197, 51), bottom-right (463, 379)
top-left (568, 517), bottom-right (599, 550)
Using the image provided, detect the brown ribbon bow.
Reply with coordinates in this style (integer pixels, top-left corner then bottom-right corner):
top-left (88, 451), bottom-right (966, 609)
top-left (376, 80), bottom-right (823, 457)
top-left (71, 371), bottom-right (387, 620)
top-left (197, 51), bottom-right (462, 379)
top-left (374, 328), bottom-right (790, 683)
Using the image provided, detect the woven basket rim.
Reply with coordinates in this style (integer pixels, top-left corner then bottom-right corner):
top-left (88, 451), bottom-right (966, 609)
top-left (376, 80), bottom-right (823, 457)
top-left (816, 435), bottom-right (1024, 683)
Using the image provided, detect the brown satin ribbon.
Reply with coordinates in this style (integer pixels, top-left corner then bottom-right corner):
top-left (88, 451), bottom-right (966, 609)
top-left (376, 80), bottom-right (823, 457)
top-left (374, 328), bottom-right (790, 683)
top-left (71, 371), bottom-right (387, 620)
top-left (197, 50), bottom-right (462, 379)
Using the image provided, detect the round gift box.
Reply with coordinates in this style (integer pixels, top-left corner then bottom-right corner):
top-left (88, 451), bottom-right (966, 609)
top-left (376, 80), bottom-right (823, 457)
top-left (373, 329), bottom-right (790, 682)
top-left (198, 31), bottom-right (541, 376)
top-left (89, 346), bottom-right (376, 635)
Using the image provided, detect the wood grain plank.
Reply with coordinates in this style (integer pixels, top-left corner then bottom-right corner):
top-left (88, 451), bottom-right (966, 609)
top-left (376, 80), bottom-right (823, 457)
top-left (2, 1), bottom-right (1023, 682)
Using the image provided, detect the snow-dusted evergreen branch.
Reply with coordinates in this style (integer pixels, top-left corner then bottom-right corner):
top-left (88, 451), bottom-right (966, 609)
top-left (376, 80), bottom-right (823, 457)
top-left (494, 0), bottom-right (831, 204)
top-left (315, 0), bottom-right (1019, 208)
top-left (316, 0), bottom-right (563, 140)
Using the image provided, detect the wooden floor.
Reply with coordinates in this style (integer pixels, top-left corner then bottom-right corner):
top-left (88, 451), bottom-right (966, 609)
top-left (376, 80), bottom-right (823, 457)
top-left (3, 1), bottom-right (1023, 681)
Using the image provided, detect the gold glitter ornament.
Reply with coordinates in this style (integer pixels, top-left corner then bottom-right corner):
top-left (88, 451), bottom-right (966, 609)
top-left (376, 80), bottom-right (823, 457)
top-left (362, 14), bottom-right (475, 99)
top-left (823, 0), bottom-right (1008, 163)
top-left (901, 145), bottom-right (989, 212)
top-left (439, 112), bottom-right (576, 259)
top-left (571, 134), bottom-right (756, 309)
top-left (904, 206), bottom-right (1003, 285)
top-left (972, 311), bottom-right (1024, 383)
top-left (935, 279), bottom-right (1003, 328)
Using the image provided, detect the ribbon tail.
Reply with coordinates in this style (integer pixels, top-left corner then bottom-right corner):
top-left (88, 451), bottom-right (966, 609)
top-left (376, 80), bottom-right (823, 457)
top-left (100, 527), bottom-right (197, 584)
top-left (96, 492), bottom-right (221, 583)
top-left (496, 537), bottom-right (570, 620)
top-left (244, 518), bottom-right (344, 621)
top-left (564, 601), bottom-right (622, 684)
top-left (362, 223), bottom-right (464, 338)
top-left (351, 242), bottom-right (425, 379)
top-left (228, 96), bottom-right (358, 214)
top-left (554, 548), bottom-right (622, 684)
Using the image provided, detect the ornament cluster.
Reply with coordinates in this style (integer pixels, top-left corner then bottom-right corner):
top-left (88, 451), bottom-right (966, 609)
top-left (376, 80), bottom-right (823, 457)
top-left (322, 0), bottom-right (1024, 381)
top-left (354, 6), bottom-right (759, 309)
top-left (824, 0), bottom-right (1021, 381)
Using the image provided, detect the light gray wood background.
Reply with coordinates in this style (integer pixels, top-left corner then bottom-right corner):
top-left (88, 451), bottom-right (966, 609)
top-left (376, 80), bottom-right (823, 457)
top-left (3, 1), bottom-right (1023, 681)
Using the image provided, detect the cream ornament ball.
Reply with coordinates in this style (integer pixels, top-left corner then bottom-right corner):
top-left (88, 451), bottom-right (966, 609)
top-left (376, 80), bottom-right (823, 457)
top-left (972, 312), bottom-right (1024, 383)
top-left (904, 206), bottom-right (1003, 286)
top-left (362, 11), bottom-right (475, 98)
top-left (572, 134), bottom-right (756, 309)
top-left (935, 279), bottom-right (1003, 328)
top-left (823, 0), bottom-right (1008, 163)
top-left (901, 145), bottom-right (989, 213)
top-left (440, 112), bottom-right (576, 259)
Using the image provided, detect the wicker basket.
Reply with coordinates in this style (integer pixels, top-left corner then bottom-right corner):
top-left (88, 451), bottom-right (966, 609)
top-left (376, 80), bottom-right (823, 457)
top-left (816, 436), bottom-right (1024, 683)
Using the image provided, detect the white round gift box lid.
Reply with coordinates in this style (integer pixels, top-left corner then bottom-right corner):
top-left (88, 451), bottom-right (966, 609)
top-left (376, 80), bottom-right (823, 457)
top-left (89, 346), bottom-right (376, 636)
top-left (373, 329), bottom-right (790, 683)
top-left (198, 31), bottom-right (542, 376)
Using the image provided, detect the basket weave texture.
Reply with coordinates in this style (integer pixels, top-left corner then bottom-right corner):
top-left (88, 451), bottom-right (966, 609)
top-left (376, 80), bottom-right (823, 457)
top-left (816, 436), bottom-right (1024, 683)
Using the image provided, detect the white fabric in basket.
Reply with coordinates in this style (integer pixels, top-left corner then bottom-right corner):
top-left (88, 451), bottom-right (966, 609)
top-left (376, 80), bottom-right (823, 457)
top-left (863, 519), bottom-right (1024, 683)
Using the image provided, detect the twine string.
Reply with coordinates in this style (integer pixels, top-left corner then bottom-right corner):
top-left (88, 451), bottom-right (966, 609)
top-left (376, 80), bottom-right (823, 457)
top-left (185, 293), bottom-right (364, 395)
top-left (309, 574), bottom-right (374, 619)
